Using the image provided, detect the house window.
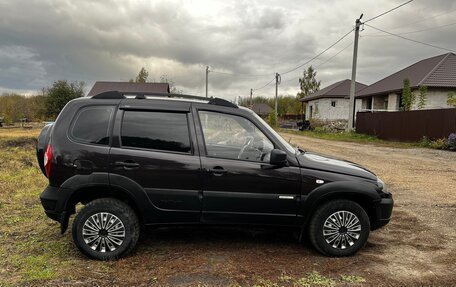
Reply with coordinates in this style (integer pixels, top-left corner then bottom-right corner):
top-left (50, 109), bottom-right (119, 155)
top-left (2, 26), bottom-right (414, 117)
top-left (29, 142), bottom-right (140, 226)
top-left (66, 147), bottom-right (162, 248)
top-left (331, 101), bottom-right (336, 107)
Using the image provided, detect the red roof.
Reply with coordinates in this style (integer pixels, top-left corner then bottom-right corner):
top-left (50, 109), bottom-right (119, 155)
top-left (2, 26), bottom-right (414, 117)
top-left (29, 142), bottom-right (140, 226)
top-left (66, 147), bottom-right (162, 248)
top-left (87, 81), bottom-right (170, 96)
top-left (300, 79), bottom-right (367, 102)
top-left (357, 53), bottom-right (456, 98)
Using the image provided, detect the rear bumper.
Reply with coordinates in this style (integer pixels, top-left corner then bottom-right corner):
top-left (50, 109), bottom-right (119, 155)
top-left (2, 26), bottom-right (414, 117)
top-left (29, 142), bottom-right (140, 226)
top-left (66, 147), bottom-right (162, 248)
top-left (371, 195), bottom-right (394, 230)
top-left (40, 185), bottom-right (72, 233)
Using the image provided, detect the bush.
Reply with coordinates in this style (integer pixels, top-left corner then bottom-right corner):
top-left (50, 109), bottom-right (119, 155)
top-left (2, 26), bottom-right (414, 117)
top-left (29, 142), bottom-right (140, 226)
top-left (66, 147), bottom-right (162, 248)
top-left (267, 112), bottom-right (277, 127)
top-left (430, 138), bottom-right (448, 150)
top-left (419, 136), bottom-right (450, 150)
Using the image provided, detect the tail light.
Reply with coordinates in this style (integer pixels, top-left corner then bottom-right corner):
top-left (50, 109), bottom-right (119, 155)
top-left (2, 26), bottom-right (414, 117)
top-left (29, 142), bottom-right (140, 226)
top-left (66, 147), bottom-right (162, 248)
top-left (44, 145), bottom-right (53, 178)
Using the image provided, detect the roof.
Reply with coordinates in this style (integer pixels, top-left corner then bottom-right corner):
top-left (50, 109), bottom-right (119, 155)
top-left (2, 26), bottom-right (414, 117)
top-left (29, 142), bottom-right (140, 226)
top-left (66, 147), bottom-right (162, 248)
top-left (300, 79), bottom-right (367, 102)
top-left (87, 81), bottom-right (170, 96)
top-left (250, 102), bottom-right (273, 115)
top-left (357, 53), bottom-right (456, 98)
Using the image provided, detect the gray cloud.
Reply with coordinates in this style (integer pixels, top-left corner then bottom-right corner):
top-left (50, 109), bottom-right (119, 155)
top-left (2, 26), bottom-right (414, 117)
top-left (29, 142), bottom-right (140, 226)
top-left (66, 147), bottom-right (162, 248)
top-left (0, 0), bottom-right (455, 100)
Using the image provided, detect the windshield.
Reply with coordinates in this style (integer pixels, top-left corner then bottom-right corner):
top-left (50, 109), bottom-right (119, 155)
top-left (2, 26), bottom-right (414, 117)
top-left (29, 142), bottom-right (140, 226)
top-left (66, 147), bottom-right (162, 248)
top-left (243, 107), bottom-right (296, 154)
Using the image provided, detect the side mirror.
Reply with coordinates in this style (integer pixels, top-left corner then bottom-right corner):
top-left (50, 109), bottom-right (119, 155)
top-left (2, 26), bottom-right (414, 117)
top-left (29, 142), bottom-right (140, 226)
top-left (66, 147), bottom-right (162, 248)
top-left (270, 149), bottom-right (288, 166)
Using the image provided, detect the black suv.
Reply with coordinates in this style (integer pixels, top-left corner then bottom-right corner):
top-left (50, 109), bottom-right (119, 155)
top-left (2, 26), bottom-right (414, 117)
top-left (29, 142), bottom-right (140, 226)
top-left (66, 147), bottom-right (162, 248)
top-left (37, 91), bottom-right (393, 260)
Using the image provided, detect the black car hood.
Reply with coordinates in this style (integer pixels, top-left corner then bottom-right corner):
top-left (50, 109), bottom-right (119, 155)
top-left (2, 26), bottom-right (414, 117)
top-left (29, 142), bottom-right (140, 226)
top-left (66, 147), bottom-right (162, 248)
top-left (297, 152), bottom-right (377, 181)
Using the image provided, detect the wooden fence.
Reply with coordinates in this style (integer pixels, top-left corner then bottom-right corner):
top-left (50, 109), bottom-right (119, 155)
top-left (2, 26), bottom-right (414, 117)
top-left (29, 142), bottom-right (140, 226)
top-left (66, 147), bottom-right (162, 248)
top-left (356, 108), bottom-right (456, 142)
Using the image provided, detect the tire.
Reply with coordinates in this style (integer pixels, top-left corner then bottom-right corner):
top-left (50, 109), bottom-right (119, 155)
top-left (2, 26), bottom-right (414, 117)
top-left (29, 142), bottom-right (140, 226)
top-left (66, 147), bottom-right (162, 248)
top-left (308, 200), bottom-right (370, 257)
top-left (72, 198), bottom-right (140, 260)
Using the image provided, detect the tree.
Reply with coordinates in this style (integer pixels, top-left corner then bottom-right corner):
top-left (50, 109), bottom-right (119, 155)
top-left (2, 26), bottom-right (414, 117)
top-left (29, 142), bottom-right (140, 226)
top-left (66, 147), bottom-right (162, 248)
top-left (401, 78), bottom-right (414, 111)
top-left (297, 66), bottom-right (320, 99)
top-left (130, 67), bottom-right (149, 83)
top-left (418, 85), bottom-right (427, 109)
top-left (46, 80), bottom-right (85, 118)
top-left (448, 92), bottom-right (456, 107)
top-left (160, 74), bottom-right (182, 94)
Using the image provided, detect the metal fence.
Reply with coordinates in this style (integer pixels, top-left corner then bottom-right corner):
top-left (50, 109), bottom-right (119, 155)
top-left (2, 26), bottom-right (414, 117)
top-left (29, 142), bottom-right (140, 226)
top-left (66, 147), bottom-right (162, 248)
top-left (356, 108), bottom-right (456, 142)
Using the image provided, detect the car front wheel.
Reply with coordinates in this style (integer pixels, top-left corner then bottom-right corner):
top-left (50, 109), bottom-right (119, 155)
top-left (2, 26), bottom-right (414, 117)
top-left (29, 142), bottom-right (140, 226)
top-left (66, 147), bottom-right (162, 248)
top-left (308, 199), bottom-right (370, 256)
top-left (72, 198), bottom-right (139, 260)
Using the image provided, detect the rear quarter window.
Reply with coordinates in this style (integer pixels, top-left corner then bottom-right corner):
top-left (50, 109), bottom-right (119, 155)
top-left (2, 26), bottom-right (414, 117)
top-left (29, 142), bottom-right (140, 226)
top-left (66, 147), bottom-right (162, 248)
top-left (69, 106), bottom-right (114, 145)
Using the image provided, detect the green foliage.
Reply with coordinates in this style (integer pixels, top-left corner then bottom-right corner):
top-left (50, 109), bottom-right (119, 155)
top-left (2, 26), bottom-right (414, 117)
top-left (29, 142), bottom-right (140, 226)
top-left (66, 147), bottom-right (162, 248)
top-left (129, 67), bottom-right (182, 93)
top-left (297, 271), bottom-right (335, 286)
top-left (418, 85), bottom-right (427, 109)
top-left (340, 274), bottom-right (366, 283)
top-left (239, 95), bottom-right (301, 116)
top-left (419, 136), bottom-right (449, 150)
top-left (0, 93), bottom-right (47, 124)
top-left (160, 74), bottom-right (182, 94)
top-left (131, 67), bottom-right (149, 83)
top-left (46, 80), bottom-right (85, 118)
top-left (448, 92), bottom-right (456, 107)
top-left (267, 112), bottom-right (277, 127)
top-left (401, 78), bottom-right (414, 111)
top-left (297, 66), bottom-right (321, 99)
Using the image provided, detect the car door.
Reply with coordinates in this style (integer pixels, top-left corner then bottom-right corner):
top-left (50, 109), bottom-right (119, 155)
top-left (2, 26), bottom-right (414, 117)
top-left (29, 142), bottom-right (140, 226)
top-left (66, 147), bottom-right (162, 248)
top-left (195, 107), bottom-right (301, 226)
top-left (109, 100), bottom-right (203, 223)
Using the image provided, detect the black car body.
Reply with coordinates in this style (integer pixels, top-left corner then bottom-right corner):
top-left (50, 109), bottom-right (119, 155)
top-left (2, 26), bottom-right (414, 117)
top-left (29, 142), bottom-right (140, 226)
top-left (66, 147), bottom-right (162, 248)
top-left (38, 91), bottom-right (393, 259)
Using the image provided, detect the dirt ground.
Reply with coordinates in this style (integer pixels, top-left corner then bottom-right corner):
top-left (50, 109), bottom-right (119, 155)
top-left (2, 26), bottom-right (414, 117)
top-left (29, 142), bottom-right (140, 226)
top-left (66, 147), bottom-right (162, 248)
top-left (281, 132), bottom-right (456, 286)
top-left (1, 129), bottom-right (455, 286)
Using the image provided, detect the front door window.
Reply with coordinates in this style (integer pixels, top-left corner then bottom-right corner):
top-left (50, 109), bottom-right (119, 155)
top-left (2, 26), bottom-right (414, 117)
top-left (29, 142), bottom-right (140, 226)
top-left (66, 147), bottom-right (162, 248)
top-left (199, 111), bottom-right (273, 163)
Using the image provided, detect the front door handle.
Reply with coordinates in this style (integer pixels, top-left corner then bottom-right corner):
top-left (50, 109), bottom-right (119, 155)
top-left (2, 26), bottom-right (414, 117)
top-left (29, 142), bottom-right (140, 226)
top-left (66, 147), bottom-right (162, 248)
top-left (207, 166), bottom-right (227, 176)
top-left (115, 161), bottom-right (140, 169)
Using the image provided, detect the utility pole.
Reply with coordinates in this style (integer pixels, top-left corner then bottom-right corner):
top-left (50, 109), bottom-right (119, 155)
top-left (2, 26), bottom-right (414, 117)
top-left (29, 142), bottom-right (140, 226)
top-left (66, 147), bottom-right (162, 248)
top-left (347, 14), bottom-right (363, 131)
top-left (275, 72), bottom-right (281, 120)
top-left (205, 66), bottom-right (209, 98)
top-left (250, 88), bottom-right (253, 107)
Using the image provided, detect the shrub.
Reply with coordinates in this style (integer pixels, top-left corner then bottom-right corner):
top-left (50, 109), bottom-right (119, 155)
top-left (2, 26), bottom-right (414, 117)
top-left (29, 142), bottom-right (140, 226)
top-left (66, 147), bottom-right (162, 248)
top-left (267, 112), bottom-right (277, 127)
top-left (430, 138), bottom-right (448, 150)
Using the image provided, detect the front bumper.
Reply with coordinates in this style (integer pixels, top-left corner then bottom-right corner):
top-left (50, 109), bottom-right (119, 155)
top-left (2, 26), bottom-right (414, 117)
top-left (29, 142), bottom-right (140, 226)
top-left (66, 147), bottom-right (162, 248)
top-left (371, 194), bottom-right (394, 230)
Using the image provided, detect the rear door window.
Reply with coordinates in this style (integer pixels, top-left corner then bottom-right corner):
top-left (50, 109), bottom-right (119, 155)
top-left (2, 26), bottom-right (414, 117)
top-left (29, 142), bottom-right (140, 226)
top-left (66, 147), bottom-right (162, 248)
top-left (121, 111), bottom-right (191, 153)
top-left (70, 106), bottom-right (114, 145)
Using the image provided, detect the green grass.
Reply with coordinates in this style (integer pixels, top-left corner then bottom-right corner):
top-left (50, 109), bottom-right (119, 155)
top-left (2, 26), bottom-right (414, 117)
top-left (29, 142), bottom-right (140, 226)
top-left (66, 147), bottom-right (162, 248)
top-left (252, 272), bottom-right (365, 287)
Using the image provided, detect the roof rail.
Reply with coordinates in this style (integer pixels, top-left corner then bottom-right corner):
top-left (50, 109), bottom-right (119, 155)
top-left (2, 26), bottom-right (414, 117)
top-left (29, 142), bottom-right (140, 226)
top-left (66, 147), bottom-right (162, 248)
top-left (91, 91), bottom-right (238, 108)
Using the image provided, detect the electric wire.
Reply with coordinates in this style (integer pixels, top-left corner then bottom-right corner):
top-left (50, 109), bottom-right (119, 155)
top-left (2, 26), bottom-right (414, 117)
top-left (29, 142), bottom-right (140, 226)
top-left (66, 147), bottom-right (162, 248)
top-left (364, 21), bottom-right (456, 37)
top-left (363, 0), bottom-right (414, 23)
top-left (364, 23), bottom-right (456, 53)
top-left (210, 70), bottom-right (273, 77)
top-left (383, 8), bottom-right (456, 31)
top-left (279, 28), bottom-right (354, 76)
top-left (281, 41), bottom-right (354, 85)
top-left (252, 77), bottom-right (276, 91)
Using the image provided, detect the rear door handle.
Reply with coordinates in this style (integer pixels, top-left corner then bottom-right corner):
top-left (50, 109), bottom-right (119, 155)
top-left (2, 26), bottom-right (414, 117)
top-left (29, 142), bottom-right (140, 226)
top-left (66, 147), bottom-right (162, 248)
top-left (207, 166), bottom-right (227, 176)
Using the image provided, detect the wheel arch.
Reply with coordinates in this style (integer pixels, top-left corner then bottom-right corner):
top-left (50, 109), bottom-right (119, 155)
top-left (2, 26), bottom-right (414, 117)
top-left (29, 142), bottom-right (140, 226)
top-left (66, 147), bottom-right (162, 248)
top-left (300, 181), bottom-right (381, 229)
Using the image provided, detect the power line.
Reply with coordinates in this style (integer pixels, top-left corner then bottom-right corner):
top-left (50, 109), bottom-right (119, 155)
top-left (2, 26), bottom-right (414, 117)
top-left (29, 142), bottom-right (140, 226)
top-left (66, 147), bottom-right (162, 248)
top-left (252, 77), bottom-right (276, 91)
top-left (363, 0), bottom-right (414, 23)
top-left (281, 41), bottom-right (354, 85)
top-left (364, 21), bottom-right (456, 37)
top-left (316, 41), bottom-right (354, 69)
top-left (364, 23), bottom-right (456, 53)
top-left (280, 28), bottom-right (354, 76)
top-left (384, 8), bottom-right (456, 31)
top-left (210, 69), bottom-right (272, 77)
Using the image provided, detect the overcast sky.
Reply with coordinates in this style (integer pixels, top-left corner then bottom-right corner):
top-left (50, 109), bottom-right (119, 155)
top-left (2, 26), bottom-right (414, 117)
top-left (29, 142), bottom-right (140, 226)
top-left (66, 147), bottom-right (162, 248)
top-left (0, 0), bottom-right (455, 100)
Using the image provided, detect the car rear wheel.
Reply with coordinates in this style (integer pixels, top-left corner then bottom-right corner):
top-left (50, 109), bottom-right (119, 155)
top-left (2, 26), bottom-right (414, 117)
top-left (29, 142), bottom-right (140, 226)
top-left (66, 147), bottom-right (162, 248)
top-left (72, 198), bottom-right (139, 260)
top-left (308, 199), bottom-right (370, 257)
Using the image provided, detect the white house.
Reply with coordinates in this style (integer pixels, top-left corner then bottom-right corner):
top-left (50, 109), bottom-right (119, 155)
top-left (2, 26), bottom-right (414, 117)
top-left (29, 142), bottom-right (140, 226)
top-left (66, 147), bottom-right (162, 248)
top-left (356, 53), bottom-right (456, 111)
top-left (300, 79), bottom-right (367, 121)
